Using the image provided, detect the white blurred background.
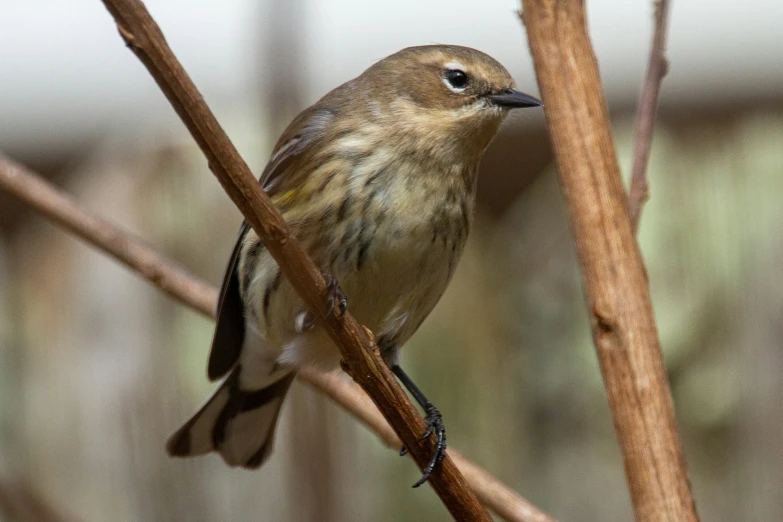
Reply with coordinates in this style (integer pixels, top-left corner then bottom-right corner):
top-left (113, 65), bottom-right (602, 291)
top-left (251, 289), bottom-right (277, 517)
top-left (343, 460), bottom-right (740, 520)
top-left (1, 1), bottom-right (782, 521)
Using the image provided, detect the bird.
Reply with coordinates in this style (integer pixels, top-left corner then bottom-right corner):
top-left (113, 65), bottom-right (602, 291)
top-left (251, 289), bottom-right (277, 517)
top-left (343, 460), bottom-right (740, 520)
top-left (166, 44), bottom-right (541, 486)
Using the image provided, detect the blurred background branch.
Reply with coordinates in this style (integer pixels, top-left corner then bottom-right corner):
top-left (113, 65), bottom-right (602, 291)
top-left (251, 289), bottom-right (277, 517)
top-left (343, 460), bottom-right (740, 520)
top-left (0, 157), bottom-right (217, 317)
top-left (629, 0), bottom-right (672, 232)
top-left (0, 154), bottom-right (555, 522)
top-left (520, 0), bottom-right (698, 520)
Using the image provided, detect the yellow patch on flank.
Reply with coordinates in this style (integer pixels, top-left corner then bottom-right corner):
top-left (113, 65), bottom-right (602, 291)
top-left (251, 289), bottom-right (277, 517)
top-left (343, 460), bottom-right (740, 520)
top-left (275, 189), bottom-right (299, 204)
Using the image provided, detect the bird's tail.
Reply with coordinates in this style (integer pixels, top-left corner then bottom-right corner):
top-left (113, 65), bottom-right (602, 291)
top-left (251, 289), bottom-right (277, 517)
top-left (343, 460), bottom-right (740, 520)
top-left (166, 365), bottom-right (295, 469)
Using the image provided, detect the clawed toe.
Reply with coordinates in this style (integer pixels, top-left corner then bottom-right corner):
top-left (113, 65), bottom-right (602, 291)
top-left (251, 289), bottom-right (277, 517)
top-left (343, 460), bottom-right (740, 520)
top-left (323, 274), bottom-right (348, 317)
top-left (401, 405), bottom-right (447, 488)
top-left (296, 274), bottom-right (347, 333)
top-left (390, 364), bottom-right (448, 488)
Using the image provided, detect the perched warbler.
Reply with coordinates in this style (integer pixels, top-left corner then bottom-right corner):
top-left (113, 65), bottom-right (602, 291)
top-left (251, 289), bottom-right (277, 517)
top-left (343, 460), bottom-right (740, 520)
top-left (167, 44), bottom-right (541, 486)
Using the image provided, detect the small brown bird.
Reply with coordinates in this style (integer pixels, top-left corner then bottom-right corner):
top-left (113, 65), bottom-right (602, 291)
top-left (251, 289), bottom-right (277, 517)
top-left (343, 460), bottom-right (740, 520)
top-left (167, 44), bottom-right (541, 486)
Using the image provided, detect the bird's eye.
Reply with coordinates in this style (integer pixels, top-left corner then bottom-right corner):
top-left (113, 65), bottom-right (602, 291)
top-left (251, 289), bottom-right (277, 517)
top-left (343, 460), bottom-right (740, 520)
top-left (444, 69), bottom-right (468, 90)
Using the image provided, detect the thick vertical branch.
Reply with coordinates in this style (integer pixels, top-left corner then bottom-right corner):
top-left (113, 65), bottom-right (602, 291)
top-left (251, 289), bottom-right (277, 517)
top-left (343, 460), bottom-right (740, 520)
top-left (95, 0), bottom-right (490, 519)
top-left (629, 0), bottom-right (672, 232)
top-left (519, 1), bottom-right (699, 521)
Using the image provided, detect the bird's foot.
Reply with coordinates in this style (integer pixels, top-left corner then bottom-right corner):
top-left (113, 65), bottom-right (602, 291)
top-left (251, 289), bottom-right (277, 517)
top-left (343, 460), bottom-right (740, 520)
top-left (295, 274), bottom-right (347, 333)
top-left (399, 403), bottom-right (447, 488)
top-left (323, 273), bottom-right (348, 318)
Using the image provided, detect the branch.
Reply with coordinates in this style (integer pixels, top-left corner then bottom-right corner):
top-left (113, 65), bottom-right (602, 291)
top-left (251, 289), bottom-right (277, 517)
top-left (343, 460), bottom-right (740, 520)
top-left (518, 2), bottom-right (699, 522)
top-left (0, 162), bottom-right (553, 522)
top-left (96, 0), bottom-right (491, 519)
top-left (0, 158), bottom-right (217, 318)
top-left (629, 0), bottom-right (672, 232)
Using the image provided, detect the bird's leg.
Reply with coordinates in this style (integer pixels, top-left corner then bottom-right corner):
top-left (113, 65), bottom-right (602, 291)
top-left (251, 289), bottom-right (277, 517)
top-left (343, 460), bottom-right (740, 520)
top-left (295, 273), bottom-right (347, 333)
top-left (391, 364), bottom-right (447, 488)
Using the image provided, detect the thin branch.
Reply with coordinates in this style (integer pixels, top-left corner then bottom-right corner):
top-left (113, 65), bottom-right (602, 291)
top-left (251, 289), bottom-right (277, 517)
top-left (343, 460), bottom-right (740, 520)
top-left (96, 1), bottom-right (490, 519)
top-left (0, 159), bottom-right (556, 522)
top-left (629, 0), bottom-right (672, 233)
top-left (519, 2), bottom-right (699, 522)
top-left (0, 158), bottom-right (217, 317)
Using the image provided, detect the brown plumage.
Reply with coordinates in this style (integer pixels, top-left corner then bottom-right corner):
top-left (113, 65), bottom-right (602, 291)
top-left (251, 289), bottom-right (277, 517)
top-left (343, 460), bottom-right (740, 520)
top-left (166, 44), bottom-right (541, 484)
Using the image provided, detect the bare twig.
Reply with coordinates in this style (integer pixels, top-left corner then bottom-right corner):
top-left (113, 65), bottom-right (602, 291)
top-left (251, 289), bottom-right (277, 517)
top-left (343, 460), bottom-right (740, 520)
top-left (96, 1), bottom-right (491, 519)
top-left (629, 0), bottom-right (672, 232)
top-left (519, 1), bottom-right (699, 522)
top-left (0, 157), bottom-right (217, 317)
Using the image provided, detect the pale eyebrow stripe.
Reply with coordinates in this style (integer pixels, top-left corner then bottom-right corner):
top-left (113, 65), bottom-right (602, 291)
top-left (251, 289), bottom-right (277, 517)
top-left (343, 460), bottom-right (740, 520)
top-left (444, 61), bottom-right (466, 71)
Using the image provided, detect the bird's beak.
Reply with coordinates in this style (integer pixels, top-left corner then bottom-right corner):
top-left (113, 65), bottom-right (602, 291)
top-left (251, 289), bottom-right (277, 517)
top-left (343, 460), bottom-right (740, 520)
top-left (487, 89), bottom-right (542, 109)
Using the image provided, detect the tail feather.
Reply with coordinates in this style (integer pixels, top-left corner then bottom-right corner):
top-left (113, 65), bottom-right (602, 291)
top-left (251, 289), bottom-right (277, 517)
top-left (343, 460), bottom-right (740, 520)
top-left (167, 366), bottom-right (295, 468)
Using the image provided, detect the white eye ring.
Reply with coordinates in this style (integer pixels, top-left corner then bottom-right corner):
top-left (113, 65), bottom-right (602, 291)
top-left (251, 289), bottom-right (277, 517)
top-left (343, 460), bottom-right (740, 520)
top-left (443, 69), bottom-right (468, 92)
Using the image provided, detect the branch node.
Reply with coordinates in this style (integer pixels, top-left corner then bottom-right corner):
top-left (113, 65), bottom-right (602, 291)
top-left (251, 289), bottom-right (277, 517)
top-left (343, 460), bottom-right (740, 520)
top-left (592, 307), bottom-right (616, 335)
top-left (116, 23), bottom-right (137, 50)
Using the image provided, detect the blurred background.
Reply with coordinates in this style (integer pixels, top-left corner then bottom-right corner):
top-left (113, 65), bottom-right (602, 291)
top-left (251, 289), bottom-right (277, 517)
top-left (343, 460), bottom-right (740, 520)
top-left (1, 0), bottom-right (782, 520)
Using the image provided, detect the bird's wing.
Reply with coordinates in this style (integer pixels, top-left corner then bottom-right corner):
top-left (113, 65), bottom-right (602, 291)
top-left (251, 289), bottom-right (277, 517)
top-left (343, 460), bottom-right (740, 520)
top-left (259, 108), bottom-right (336, 195)
top-left (206, 107), bottom-right (337, 381)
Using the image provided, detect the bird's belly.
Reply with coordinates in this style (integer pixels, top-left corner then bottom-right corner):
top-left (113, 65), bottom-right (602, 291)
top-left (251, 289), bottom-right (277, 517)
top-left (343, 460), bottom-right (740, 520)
top-left (247, 184), bottom-right (471, 369)
top-left (341, 225), bottom-right (456, 337)
top-left (250, 221), bottom-right (462, 370)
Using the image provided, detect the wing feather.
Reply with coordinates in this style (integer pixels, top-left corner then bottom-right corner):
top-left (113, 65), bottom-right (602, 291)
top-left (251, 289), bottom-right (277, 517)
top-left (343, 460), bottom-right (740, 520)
top-left (206, 106), bottom-right (337, 380)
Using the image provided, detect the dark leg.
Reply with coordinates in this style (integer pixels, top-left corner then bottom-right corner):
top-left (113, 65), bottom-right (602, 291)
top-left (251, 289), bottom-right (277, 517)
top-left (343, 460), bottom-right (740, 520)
top-left (392, 364), bottom-right (447, 488)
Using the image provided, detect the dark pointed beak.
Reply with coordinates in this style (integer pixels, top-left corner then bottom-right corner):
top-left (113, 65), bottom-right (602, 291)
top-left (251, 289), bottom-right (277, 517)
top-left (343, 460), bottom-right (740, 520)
top-left (487, 89), bottom-right (542, 109)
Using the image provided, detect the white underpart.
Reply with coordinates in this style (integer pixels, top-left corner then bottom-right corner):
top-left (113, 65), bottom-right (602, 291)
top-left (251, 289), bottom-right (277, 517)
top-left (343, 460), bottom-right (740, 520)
top-left (294, 311), bottom-right (310, 334)
top-left (223, 407), bottom-right (276, 465)
top-left (238, 327), bottom-right (286, 389)
top-left (185, 385), bottom-right (231, 454)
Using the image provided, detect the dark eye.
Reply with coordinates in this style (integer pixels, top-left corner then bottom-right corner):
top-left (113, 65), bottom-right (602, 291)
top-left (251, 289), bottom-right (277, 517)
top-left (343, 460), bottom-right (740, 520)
top-left (445, 69), bottom-right (468, 90)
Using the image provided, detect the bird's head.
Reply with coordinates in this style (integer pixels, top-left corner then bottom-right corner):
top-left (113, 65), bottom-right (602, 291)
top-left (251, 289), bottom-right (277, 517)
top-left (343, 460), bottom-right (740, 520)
top-left (358, 45), bottom-right (541, 162)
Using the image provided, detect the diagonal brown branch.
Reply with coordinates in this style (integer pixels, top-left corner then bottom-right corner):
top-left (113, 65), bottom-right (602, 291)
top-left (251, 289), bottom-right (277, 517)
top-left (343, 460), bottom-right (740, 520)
top-left (96, 1), bottom-right (491, 519)
top-left (0, 157), bottom-right (218, 317)
top-left (0, 154), bottom-right (555, 522)
top-left (629, 0), bottom-right (672, 232)
top-left (519, 1), bottom-right (699, 521)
